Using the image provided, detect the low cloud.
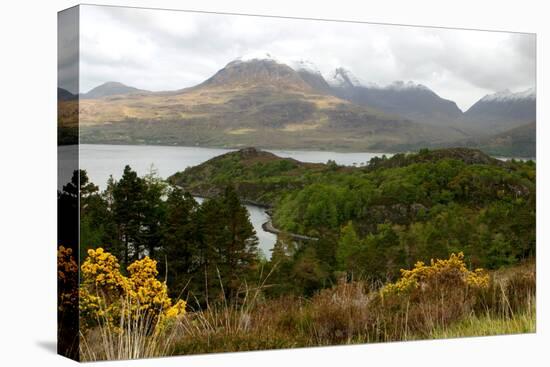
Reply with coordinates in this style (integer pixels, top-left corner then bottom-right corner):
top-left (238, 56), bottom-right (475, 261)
top-left (70, 5), bottom-right (536, 110)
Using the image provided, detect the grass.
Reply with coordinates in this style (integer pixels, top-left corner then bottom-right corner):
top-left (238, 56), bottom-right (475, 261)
top-left (79, 297), bottom-right (181, 362)
top-left (79, 261), bottom-right (536, 360)
top-left (428, 307), bottom-right (535, 339)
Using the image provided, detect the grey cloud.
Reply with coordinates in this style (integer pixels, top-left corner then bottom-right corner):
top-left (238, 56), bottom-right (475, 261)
top-left (77, 5), bottom-right (536, 110)
top-left (58, 6), bottom-right (79, 94)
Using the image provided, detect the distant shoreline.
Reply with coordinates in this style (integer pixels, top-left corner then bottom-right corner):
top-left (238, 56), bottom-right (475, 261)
top-left (73, 143), bottom-right (536, 160)
top-left (78, 141), bottom-right (395, 155)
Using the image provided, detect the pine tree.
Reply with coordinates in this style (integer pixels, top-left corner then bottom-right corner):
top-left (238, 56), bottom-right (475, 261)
top-left (161, 187), bottom-right (199, 297)
top-left (142, 167), bottom-right (167, 259)
top-left (112, 165), bottom-right (146, 265)
top-left (220, 186), bottom-right (259, 299)
top-left (336, 221), bottom-right (362, 274)
top-left (194, 186), bottom-right (259, 304)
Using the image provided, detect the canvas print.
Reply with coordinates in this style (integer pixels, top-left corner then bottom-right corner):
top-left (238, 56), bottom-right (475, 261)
top-left (58, 4), bottom-right (536, 362)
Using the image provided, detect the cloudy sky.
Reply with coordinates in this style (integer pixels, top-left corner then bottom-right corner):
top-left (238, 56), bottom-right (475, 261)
top-left (67, 4), bottom-right (535, 110)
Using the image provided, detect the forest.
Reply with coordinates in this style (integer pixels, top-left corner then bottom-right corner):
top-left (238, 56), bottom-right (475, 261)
top-left (58, 147), bottom-right (536, 360)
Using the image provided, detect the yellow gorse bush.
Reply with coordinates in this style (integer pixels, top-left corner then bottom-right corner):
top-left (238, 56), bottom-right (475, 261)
top-left (80, 248), bottom-right (186, 331)
top-left (381, 252), bottom-right (489, 297)
top-left (57, 246), bottom-right (78, 312)
top-left (377, 252), bottom-right (491, 334)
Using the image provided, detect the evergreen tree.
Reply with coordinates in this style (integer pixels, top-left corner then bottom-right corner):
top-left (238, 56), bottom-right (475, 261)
top-left (142, 167), bottom-right (167, 259)
top-left (161, 187), bottom-right (199, 297)
top-left (336, 221), bottom-right (362, 274)
top-left (112, 165), bottom-right (146, 265)
top-left (220, 186), bottom-right (259, 299)
top-left (194, 186), bottom-right (259, 304)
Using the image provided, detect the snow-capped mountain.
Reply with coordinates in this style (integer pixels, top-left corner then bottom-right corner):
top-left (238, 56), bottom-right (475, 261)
top-left (208, 55), bottom-right (465, 125)
top-left (326, 68), bottom-right (363, 88)
top-left (462, 87), bottom-right (536, 132)
top-left (233, 51), bottom-right (284, 64)
top-left (289, 59), bottom-right (323, 75)
top-left (233, 53), bottom-right (323, 76)
top-left (93, 53), bottom-right (533, 135)
top-left (201, 56), bottom-right (312, 91)
top-left (478, 88), bottom-right (536, 103)
top-left (382, 80), bottom-right (431, 92)
top-left (330, 78), bottom-right (463, 125)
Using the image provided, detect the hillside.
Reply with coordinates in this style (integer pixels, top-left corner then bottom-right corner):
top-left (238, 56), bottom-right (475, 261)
top-left (76, 56), bottom-right (535, 155)
top-left (57, 87), bottom-right (77, 101)
top-left (331, 79), bottom-right (464, 126)
top-left (78, 58), bottom-right (466, 151)
top-left (168, 147), bottom-right (331, 205)
top-left (169, 146), bottom-right (535, 263)
top-left (460, 88), bottom-right (536, 133)
top-left (80, 145), bottom-right (536, 359)
top-left (465, 121), bottom-right (536, 158)
top-left (81, 81), bottom-right (149, 99)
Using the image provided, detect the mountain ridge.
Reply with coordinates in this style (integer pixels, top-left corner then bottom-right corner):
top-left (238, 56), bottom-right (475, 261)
top-left (81, 81), bottom-right (150, 99)
top-left (77, 55), bottom-right (535, 156)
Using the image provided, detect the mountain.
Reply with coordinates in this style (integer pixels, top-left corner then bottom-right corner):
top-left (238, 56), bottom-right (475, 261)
top-left (78, 57), bottom-right (466, 151)
top-left (58, 87), bottom-right (77, 101)
top-left (463, 121), bottom-right (536, 158)
top-left (81, 81), bottom-right (149, 99)
top-left (327, 68), bottom-right (363, 89)
top-left (330, 79), bottom-right (464, 126)
top-left (291, 60), bottom-right (333, 94)
top-left (461, 88), bottom-right (536, 133)
top-left (198, 58), bottom-right (314, 92)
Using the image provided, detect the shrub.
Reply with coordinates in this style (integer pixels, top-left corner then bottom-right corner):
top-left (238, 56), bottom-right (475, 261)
top-left (474, 262), bottom-right (536, 317)
top-left (79, 248), bottom-right (186, 331)
top-left (307, 281), bottom-right (374, 343)
top-left (378, 252), bottom-right (489, 338)
top-left (57, 246), bottom-right (78, 312)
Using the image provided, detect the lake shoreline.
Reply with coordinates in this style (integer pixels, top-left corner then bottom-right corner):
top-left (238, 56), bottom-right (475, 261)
top-left (79, 141), bottom-right (397, 155)
top-left (77, 142), bottom-right (536, 160)
top-left (261, 220), bottom-right (319, 242)
top-left (190, 190), bottom-right (317, 243)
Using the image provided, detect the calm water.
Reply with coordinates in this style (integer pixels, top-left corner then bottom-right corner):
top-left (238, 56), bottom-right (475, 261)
top-left (59, 144), bottom-right (392, 258)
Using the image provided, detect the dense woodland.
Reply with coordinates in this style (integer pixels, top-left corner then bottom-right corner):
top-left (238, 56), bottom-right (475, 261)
top-left (69, 147), bottom-right (536, 305)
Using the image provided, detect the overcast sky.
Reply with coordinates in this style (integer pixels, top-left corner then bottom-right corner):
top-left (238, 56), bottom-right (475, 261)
top-left (66, 4), bottom-right (536, 110)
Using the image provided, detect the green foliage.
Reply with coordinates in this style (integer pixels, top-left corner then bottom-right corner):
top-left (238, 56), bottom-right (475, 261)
top-left (160, 188), bottom-right (199, 297)
top-left (79, 168), bottom-right (260, 307)
top-left (336, 222), bottom-right (362, 273)
top-left (194, 186), bottom-right (260, 302)
top-left (79, 147), bottom-right (535, 309)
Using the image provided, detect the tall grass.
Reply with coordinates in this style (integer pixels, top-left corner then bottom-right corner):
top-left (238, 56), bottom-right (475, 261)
top-left (171, 261), bottom-right (535, 354)
top-left (80, 261), bottom-right (535, 359)
top-left (79, 296), bottom-right (181, 361)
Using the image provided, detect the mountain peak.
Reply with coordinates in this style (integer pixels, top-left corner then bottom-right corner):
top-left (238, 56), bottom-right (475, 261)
top-left (232, 53), bottom-right (323, 76)
top-left (480, 87), bottom-right (536, 103)
top-left (98, 81), bottom-right (127, 87)
top-left (203, 55), bottom-right (312, 91)
top-left (327, 67), bottom-right (362, 88)
top-left (233, 51), bottom-right (280, 63)
top-left (384, 80), bottom-right (431, 92)
top-left (82, 81), bottom-right (147, 99)
top-left (289, 59), bottom-right (322, 75)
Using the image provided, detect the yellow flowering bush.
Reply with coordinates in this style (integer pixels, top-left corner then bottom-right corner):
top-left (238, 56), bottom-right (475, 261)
top-left (79, 248), bottom-right (186, 331)
top-left (381, 252), bottom-right (489, 297)
top-left (378, 252), bottom-right (489, 334)
top-left (57, 246), bottom-right (78, 312)
top-left (126, 256), bottom-right (172, 313)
